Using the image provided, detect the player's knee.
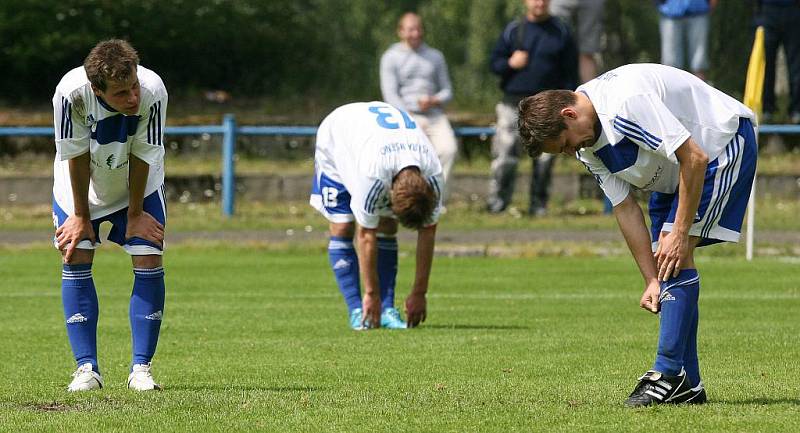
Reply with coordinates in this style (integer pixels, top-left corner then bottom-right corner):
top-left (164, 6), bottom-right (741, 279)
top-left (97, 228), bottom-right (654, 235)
top-left (329, 222), bottom-right (355, 238)
top-left (132, 255), bottom-right (163, 269)
top-left (62, 248), bottom-right (94, 265)
top-left (377, 217), bottom-right (398, 236)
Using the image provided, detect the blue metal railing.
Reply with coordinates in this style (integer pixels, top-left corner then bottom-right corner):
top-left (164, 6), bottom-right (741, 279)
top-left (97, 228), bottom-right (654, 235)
top-left (2, 117), bottom-right (799, 216)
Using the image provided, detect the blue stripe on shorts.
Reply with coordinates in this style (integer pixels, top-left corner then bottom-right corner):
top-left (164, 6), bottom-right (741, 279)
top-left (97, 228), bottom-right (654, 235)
top-left (649, 117), bottom-right (757, 247)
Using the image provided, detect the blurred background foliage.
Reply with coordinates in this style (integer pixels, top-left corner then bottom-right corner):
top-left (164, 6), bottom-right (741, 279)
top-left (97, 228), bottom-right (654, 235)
top-left (0, 0), bottom-right (757, 113)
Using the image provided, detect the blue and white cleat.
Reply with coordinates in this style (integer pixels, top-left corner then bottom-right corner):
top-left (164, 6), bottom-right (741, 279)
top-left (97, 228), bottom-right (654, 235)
top-left (380, 307), bottom-right (407, 329)
top-left (349, 308), bottom-right (366, 330)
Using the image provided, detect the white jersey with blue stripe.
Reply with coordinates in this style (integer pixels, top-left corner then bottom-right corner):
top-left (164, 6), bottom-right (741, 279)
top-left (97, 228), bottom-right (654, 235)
top-left (575, 63), bottom-right (754, 206)
top-left (314, 101), bottom-right (443, 228)
top-left (52, 65), bottom-right (167, 219)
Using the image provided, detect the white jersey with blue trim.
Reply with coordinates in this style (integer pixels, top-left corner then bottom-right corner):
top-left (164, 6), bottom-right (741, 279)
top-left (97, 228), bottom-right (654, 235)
top-left (575, 63), bottom-right (754, 206)
top-left (315, 101), bottom-right (443, 228)
top-left (52, 65), bottom-right (168, 219)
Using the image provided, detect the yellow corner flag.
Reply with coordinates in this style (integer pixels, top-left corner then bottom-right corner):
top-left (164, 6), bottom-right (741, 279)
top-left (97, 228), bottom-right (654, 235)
top-left (743, 26), bottom-right (766, 119)
top-left (742, 26), bottom-right (765, 261)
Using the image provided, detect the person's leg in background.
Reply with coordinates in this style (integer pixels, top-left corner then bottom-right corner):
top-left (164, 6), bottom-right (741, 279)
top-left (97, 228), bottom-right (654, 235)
top-left (487, 102), bottom-right (521, 213)
top-left (529, 153), bottom-right (555, 216)
top-left (575, 0), bottom-right (605, 83)
top-left (659, 16), bottom-right (686, 70)
top-left (418, 112), bottom-right (458, 204)
top-left (760, 4), bottom-right (782, 121)
top-left (686, 13), bottom-right (710, 81)
top-left (782, 3), bottom-right (800, 123)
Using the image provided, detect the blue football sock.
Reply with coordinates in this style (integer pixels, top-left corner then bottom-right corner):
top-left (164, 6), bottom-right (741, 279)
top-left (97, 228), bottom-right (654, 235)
top-left (683, 304), bottom-right (701, 386)
top-left (653, 269), bottom-right (700, 377)
top-left (377, 236), bottom-right (398, 310)
top-left (130, 267), bottom-right (165, 365)
top-left (62, 263), bottom-right (100, 373)
top-left (328, 236), bottom-right (361, 312)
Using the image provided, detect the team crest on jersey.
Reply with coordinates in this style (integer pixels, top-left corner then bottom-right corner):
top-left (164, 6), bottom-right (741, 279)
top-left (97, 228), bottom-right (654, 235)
top-left (86, 114), bottom-right (96, 126)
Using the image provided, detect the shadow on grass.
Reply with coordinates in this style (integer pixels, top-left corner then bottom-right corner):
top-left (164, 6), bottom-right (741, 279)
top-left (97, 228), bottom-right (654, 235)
top-left (423, 324), bottom-right (528, 330)
top-left (714, 397), bottom-right (800, 406)
top-left (166, 384), bottom-right (321, 392)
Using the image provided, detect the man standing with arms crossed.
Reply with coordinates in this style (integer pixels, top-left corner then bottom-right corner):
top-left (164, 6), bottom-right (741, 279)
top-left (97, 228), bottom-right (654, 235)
top-left (53, 39), bottom-right (168, 391)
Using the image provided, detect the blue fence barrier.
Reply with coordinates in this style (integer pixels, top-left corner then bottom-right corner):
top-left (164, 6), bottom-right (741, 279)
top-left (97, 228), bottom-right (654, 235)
top-left (2, 116), bottom-right (799, 216)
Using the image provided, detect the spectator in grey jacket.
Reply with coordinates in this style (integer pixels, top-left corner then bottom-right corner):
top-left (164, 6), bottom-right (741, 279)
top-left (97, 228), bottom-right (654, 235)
top-left (380, 12), bottom-right (458, 204)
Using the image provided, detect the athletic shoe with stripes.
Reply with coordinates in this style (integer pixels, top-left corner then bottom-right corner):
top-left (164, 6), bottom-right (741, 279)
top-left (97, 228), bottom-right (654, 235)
top-left (67, 363), bottom-right (104, 392)
top-left (684, 382), bottom-right (708, 404)
top-left (624, 368), bottom-right (693, 407)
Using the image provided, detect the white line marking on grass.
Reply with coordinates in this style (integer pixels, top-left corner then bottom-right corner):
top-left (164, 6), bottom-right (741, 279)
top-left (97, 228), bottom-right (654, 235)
top-left (431, 292), bottom-right (800, 301)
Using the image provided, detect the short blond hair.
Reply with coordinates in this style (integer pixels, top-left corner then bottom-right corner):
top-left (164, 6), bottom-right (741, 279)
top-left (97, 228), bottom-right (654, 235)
top-left (83, 39), bottom-right (139, 92)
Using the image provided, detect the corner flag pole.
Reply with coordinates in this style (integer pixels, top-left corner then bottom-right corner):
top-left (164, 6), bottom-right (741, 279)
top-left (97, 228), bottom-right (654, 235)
top-left (742, 26), bottom-right (766, 261)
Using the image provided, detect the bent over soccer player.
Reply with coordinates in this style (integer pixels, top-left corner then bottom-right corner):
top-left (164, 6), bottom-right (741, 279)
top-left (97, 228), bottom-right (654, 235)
top-left (52, 39), bottom-right (168, 391)
top-left (310, 102), bottom-right (443, 330)
top-left (518, 63), bottom-right (757, 406)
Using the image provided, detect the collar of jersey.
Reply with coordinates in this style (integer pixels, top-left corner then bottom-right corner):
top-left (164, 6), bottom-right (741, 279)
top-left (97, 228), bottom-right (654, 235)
top-left (96, 95), bottom-right (118, 113)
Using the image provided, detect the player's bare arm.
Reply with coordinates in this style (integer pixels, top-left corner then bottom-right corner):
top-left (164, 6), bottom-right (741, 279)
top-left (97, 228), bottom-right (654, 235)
top-left (356, 224), bottom-right (381, 328)
top-left (125, 155), bottom-right (164, 247)
top-left (613, 194), bottom-right (661, 313)
top-left (654, 137), bottom-right (708, 281)
top-left (406, 223), bottom-right (436, 327)
top-left (56, 152), bottom-right (96, 263)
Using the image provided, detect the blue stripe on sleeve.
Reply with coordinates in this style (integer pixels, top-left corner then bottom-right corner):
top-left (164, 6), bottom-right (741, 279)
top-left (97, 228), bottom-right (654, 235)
top-left (363, 180), bottom-right (382, 214)
top-left (60, 98), bottom-right (67, 139)
top-left (147, 105), bottom-right (153, 144)
top-left (157, 101), bottom-right (162, 145)
top-left (66, 101), bottom-right (72, 138)
top-left (613, 116), bottom-right (662, 149)
top-left (147, 101), bottom-right (163, 146)
top-left (368, 185), bottom-right (385, 213)
top-left (428, 176), bottom-right (441, 201)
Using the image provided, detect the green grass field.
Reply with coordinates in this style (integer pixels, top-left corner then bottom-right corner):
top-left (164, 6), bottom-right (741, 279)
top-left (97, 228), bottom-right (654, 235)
top-left (1, 246), bottom-right (798, 432)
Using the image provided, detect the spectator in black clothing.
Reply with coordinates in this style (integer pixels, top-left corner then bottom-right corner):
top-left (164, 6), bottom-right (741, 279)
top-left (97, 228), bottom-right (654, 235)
top-left (486, 0), bottom-right (578, 215)
top-left (756, 0), bottom-right (800, 124)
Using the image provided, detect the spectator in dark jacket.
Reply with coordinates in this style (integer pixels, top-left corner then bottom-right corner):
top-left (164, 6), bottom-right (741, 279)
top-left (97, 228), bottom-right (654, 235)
top-left (487, 0), bottom-right (578, 215)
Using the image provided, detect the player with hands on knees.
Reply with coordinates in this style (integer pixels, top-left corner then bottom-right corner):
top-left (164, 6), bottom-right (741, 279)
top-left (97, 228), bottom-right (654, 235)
top-left (517, 63), bottom-right (758, 407)
top-left (53, 39), bottom-right (168, 392)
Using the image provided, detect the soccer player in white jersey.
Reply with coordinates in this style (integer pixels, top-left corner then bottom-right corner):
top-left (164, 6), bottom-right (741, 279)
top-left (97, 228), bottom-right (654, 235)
top-left (52, 40), bottom-right (168, 391)
top-left (517, 63), bottom-right (757, 406)
top-left (310, 102), bottom-right (443, 330)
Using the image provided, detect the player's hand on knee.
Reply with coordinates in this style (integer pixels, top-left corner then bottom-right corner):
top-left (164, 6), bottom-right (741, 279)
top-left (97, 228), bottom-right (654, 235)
top-left (126, 211), bottom-right (165, 247)
top-left (654, 232), bottom-right (687, 281)
top-left (405, 292), bottom-right (427, 328)
top-left (56, 215), bottom-right (96, 263)
top-left (361, 292), bottom-right (381, 329)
